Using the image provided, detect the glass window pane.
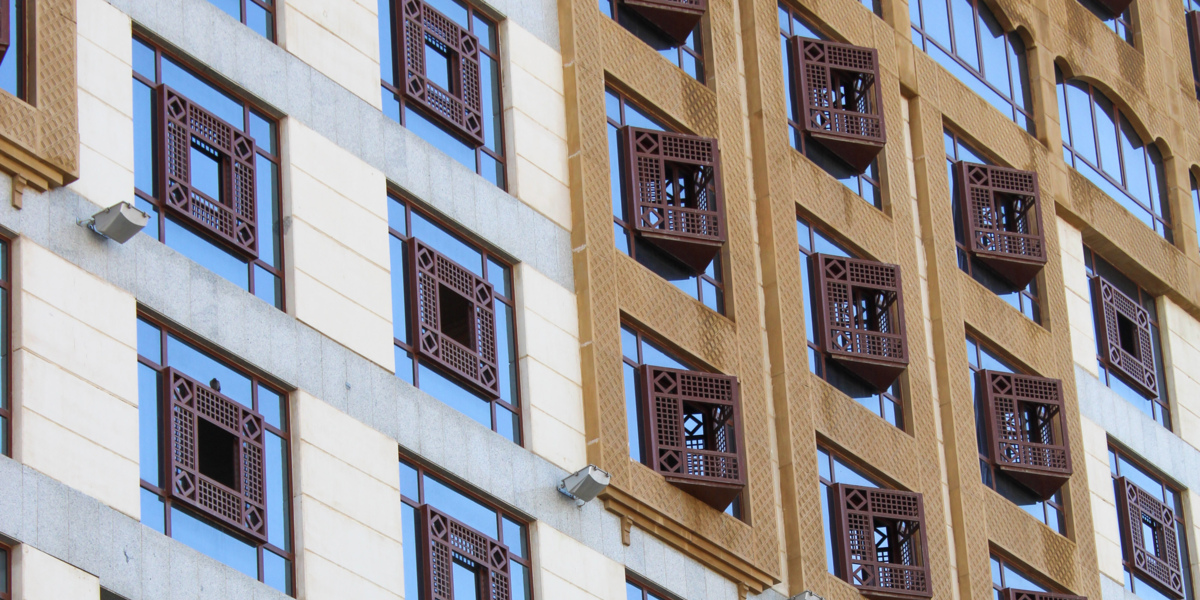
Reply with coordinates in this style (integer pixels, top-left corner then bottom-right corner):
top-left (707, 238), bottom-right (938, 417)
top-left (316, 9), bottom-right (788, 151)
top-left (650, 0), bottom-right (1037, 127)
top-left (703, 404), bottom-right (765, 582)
top-left (141, 488), bottom-right (165, 533)
top-left (502, 517), bottom-right (526, 558)
top-left (170, 507), bottom-right (257, 579)
top-left (164, 218), bottom-right (250, 291)
top-left (400, 461), bottom-right (420, 497)
top-left (167, 334), bottom-right (253, 407)
top-left (404, 106), bottom-right (477, 171)
top-left (924, 0), bottom-right (953, 47)
top-left (640, 340), bottom-right (687, 369)
top-left (625, 363), bottom-right (641, 462)
top-left (1065, 82), bottom-right (1097, 163)
top-left (263, 550), bottom-right (292, 594)
top-left (134, 80), bottom-right (155, 194)
top-left (257, 384), bottom-right (285, 430)
top-left (265, 431), bottom-right (290, 550)
top-left (133, 38), bottom-right (156, 80)
top-left (247, 3), bottom-right (274, 41)
top-left (423, 474), bottom-right (498, 538)
top-left (417, 363), bottom-right (493, 429)
top-left (138, 364), bottom-right (161, 485)
top-left (950, 0), bottom-right (979, 69)
top-left (495, 302), bottom-right (517, 405)
top-left (138, 318), bottom-right (162, 362)
top-left (403, 502), bottom-right (420, 600)
top-left (391, 236), bottom-right (409, 343)
top-left (411, 211), bottom-right (483, 276)
top-left (255, 155), bottom-right (280, 268)
top-left (161, 57), bottom-right (243, 128)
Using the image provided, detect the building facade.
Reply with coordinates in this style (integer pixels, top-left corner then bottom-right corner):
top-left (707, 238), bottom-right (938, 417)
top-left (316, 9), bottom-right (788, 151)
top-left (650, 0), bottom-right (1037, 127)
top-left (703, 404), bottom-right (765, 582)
top-left (0, 0), bottom-right (1198, 598)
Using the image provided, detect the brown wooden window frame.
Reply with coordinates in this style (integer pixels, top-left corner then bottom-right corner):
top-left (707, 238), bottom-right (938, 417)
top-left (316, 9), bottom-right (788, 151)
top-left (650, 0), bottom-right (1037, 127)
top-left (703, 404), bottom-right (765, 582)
top-left (945, 129), bottom-right (1042, 323)
top-left (966, 334), bottom-right (1066, 534)
top-left (978, 368), bottom-right (1070, 500)
top-left (1084, 246), bottom-right (1169, 426)
top-left (132, 35), bottom-right (286, 310)
top-left (620, 125), bottom-right (726, 275)
top-left (389, 193), bottom-right (522, 443)
top-left (0, 236), bottom-right (9, 459)
top-left (137, 313), bottom-right (294, 592)
top-left (607, 87), bottom-right (726, 313)
top-left (991, 553), bottom-right (1083, 600)
top-left (779, 4), bottom-right (882, 207)
top-left (788, 35), bottom-right (886, 175)
top-left (621, 324), bottom-right (745, 518)
top-left (798, 216), bottom-right (904, 427)
top-left (400, 454), bottom-right (533, 600)
top-left (831, 482), bottom-right (932, 599)
top-left (952, 160), bottom-right (1046, 289)
top-left (1110, 446), bottom-right (1192, 600)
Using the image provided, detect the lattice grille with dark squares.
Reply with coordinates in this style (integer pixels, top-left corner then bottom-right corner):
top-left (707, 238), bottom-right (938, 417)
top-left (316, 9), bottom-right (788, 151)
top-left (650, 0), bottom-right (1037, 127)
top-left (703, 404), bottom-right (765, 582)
top-left (979, 370), bottom-right (1071, 500)
top-left (163, 367), bottom-right (268, 543)
top-left (157, 85), bottom-right (258, 258)
top-left (832, 484), bottom-right (932, 599)
top-left (410, 239), bottom-right (501, 398)
top-left (421, 504), bottom-right (511, 600)
top-left (1000, 590), bottom-right (1086, 600)
top-left (814, 253), bottom-right (909, 391)
top-left (398, 0), bottom-right (485, 147)
top-left (789, 37), bottom-right (886, 174)
top-left (1117, 477), bottom-right (1185, 599)
top-left (953, 161), bottom-right (1046, 288)
top-left (621, 126), bottom-right (725, 274)
top-left (619, 0), bottom-right (707, 44)
top-left (1093, 277), bottom-right (1158, 398)
top-left (640, 365), bottom-right (744, 510)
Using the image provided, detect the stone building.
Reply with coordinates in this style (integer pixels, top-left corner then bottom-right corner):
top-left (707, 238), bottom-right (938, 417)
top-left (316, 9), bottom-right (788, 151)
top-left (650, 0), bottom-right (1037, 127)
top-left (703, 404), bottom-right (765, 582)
top-left (0, 0), bottom-right (1197, 598)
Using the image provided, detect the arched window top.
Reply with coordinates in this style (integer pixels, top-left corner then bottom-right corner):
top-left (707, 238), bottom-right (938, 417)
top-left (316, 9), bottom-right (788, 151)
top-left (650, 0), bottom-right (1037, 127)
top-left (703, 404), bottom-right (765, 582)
top-left (910, 0), bottom-right (1034, 133)
top-left (1056, 69), bottom-right (1172, 241)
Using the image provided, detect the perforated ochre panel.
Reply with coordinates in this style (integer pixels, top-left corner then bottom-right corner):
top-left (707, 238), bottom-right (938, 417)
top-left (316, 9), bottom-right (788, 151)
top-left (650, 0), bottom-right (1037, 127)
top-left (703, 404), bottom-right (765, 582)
top-left (157, 85), bottom-right (258, 258)
top-left (421, 504), bottom-right (511, 600)
top-left (411, 239), bottom-right (500, 398)
top-left (1116, 478), bottom-right (1183, 599)
top-left (1093, 278), bottom-right (1158, 397)
top-left (640, 365), bottom-right (744, 510)
top-left (164, 368), bottom-right (267, 543)
top-left (397, 0), bottom-right (484, 146)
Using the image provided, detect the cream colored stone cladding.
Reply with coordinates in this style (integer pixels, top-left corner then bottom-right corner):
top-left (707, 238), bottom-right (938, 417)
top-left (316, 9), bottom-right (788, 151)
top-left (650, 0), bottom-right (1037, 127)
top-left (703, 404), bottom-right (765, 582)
top-left (12, 544), bottom-right (101, 600)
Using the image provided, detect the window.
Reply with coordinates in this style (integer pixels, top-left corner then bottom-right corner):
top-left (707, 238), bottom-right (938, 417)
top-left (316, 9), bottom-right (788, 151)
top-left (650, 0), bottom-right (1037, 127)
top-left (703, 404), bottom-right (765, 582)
top-left (389, 194), bottom-right (521, 444)
top-left (400, 457), bottom-right (532, 600)
top-left (621, 324), bottom-right (743, 517)
top-left (379, 0), bottom-right (506, 188)
top-left (1058, 71), bottom-right (1170, 241)
top-left (798, 217), bottom-right (905, 427)
top-left (1081, 0), bottom-right (1132, 43)
top-left (0, 0), bottom-right (25, 100)
top-left (627, 575), bottom-right (676, 600)
top-left (1188, 3), bottom-right (1200, 99)
top-left (945, 130), bottom-right (1042, 322)
top-left (779, 5), bottom-right (883, 207)
top-left (1084, 246), bottom-right (1169, 427)
top-left (818, 445), bottom-right (932, 598)
top-left (137, 316), bottom-right (293, 593)
top-left (132, 37), bottom-right (284, 310)
top-left (910, 0), bottom-right (1034, 132)
top-left (1110, 447), bottom-right (1193, 600)
top-left (990, 554), bottom-right (1070, 600)
top-left (0, 542), bottom-right (8, 600)
top-left (599, 0), bottom-right (705, 82)
top-left (0, 238), bottom-right (8, 458)
top-left (207, 0), bottom-right (275, 40)
top-left (607, 88), bottom-right (726, 312)
top-left (966, 335), bottom-right (1066, 534)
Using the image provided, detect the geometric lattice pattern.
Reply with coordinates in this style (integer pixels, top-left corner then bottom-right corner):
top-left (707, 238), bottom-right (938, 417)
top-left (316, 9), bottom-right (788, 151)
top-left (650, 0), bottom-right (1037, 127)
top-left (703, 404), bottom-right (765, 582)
top-left (814, 253), bottom-right (909, 391)
top-left (980, 370), bottom-right (1071, 500)
top-left (1093, 277), bottom-right (1158, 398)
top-left (954, 161), bottom-right (1046, 288)
top-left (1000, 589), bottom-right (1086, 600)
top-left (622, 126), bottom-right (725, 274)
top-left (421, 504), bottom-right (511, 600)
top-left (157, 85), bottom-right (258, 258)
top-left (832, 484), bottom-right (932, 599)
top-left (640, 365), bottom-right (744, 510)
top-left (164, 367), bottom-right (268, 543)
top-left (619, 0), bottom-right (707, 44)
top-left (398, 0), bottom-right (485, 147)
top-left (1116, 477), bottom-right (1184, 599)
top-left (411, 239), bottom-right (501, 398)
top-left (790, 37), bottom-right (886, 174)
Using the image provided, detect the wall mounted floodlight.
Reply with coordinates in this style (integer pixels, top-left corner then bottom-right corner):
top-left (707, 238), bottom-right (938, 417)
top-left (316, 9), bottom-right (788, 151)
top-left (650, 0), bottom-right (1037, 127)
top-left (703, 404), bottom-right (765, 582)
top-left (80, 202), bottom-right (149, 244)
top-left (558, 465), bottom-right (611, 507)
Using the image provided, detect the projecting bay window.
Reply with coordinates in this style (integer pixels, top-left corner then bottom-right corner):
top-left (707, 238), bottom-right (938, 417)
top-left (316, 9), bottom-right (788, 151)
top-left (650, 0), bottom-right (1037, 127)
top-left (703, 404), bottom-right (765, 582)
top-left (389, 194), bottom-right (521, 443)
top-left (400, 457), bottom-right (532, 600)
top-left (1110, 447), bottom-right (1193, 600)
top-left (137, 316), bottom-right (293, 593)
top-left (379, 0), bottom-right (506, 188)
top-left (1084, 247), bottom-right (1170, 427)
top-left (798, 217), bottom-right (904, 427)
top-left (132, 36), bottom-right (284, 309)
top-left (967, 335), bottom-right (1067, 534)
top-left (599, 0), bottom-right (706, 82)
top-left (779, 5), bottom-right (882, 207)
top-left (607, 88), bottom-right (726, 313)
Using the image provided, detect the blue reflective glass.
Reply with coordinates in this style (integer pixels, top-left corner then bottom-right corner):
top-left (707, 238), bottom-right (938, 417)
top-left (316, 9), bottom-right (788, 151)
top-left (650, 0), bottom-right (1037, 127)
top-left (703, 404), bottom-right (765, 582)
top-left (246, 3), bottom-right (273, 40)
top-left (821, 482), bottom-right (835, 572)
top-left (624, 103), bottom-right (665, 131)
top-left (135, 197), bottom-right (159, 240)
top-left (486, 259), bottom-right (509, 297)
top-left (161, 57), bottom-right (243, 129)
top-left (403, 503), bottom-right (420, 600)
top-left (391, 236), bottom-right (409, 343)
top-left (396, 348), bottom-right (415, 384)
top-left (418, 363), bottom-right (492, 428)
top-left (1065, 82), bottom-right (1097, 163)
top-left (263, 550), bottom-right (291, 594)
top-left (605, 90), bottom-right (622, 122)
top-left (133, 38), bottom-right (156, 79)
top-left (426, 0), bottom-right (468, 23)
top-left (423, 474), bottom-right (497, 537)
top-left (495, 302), bottom-right (517, 405)
top-left (170, 507), bottom-right (257, 579)
top-left (625, 363), bottom-right (640, 461)
top-left (1, 0), bottom-right (22, 96)
top-left (389, 196), bottom-right (408, 234)
top-left (609, 125), bottom-right (624, 217)
top-left (166, 334), bottom-right (252, 407)
top-left (481, 55), bottom-right (501, 151)
top-left (474, 15), bottom-right (495, 52)
top-left (640, 340), bottom-right (687, 370)
top-left (255, 156), bottom-right (279, 268)
top-left (1093, 97), bottom-right (1120, 180)
top-left (164, 219), bottom-right (249, 290)
top-left (253, 266), bottom-right (280, 308)
top-left (208, 0), bottom-right (241, 23)
top-left (412, 211), bottom-right (483, 276)
top-left (265, 431), bottom-right (290, 550)
top-left (249, 109), bottom-right (275, 157)
top-left (453, 561), bottom-right (482, 600)
top-left (379, 0), bottom-right (395, 81)
top-left (831, 455), bottom-right (879, 488)
top-left (138, 364), bottom-right (161, 484)
top-left (502, 516), bottom-right (526, 558)
top-left (950, 0), bottom-right (979, 69)
top-left (404, 106), bottom-right (476, 171)
top-left (134, 81), bottom-right (155, 193)
top-left (138, 318), bottom-right (162, 362)
top-left (258, 384), bottom-right (284, 430)
top-left (190, 145), bottom-right (222, 199)
top-left (141, 488), bottom-right (165, 533)
top-left (621, 327), bottom-right (638, 360)
top-left (923, 0), bottom-right (952, 47)
top-left (425, 40), bottom-right (453, 90)
top-left (1117, 456), bottom-right (1165, 499)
